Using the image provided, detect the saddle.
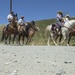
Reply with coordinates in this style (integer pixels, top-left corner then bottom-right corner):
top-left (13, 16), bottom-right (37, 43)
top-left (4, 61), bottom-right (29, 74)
top-left (25, 24), bottom-right (33, 32)
top-left (51, 24), bottom-right (57, 30)
top-left (6, 22), bottom-right (12, 30)
top-left (51, 23), bottom-right (62, 34)
top-left (18, 25), bottom-right (25, 32)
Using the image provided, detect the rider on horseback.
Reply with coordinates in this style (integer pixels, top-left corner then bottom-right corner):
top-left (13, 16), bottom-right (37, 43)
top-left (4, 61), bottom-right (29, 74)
top-left (18, 16), bottom-right (25, 31)
top-left (18, 16), bottom-right (25, 25)
top-left (6, 11), bottom-right (15, 30)
top-left (57, 11), bottom-right (64, 26)
top-left (51, 11), bottom-right (64, 34)
top-left (25, 21), bottom-right (35, 33)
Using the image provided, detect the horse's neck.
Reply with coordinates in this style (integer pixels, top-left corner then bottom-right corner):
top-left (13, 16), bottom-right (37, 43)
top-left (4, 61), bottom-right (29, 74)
top-left (11, 21), bottom-right (17, 28)
top-left (63, 18), bottom-right (69, 23)
top-left (29, 27), bottom-right (34, 31)
top-left (64, 20), bottom-right (75, 28)
top-left (13, 16), bottom-right (18, 22)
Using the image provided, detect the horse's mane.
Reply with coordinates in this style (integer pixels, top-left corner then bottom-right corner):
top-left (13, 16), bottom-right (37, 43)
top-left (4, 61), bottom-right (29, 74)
top-left (64, 20), bottom-right (75, 28)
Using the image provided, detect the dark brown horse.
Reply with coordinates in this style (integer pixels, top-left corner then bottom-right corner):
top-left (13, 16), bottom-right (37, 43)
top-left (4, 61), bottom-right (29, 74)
top-left (67, 28), bottom-right (75, 46)
top-left (1, 15), bottom-right (18, 44)
top-left (17, 21), bottom-right (40, 45)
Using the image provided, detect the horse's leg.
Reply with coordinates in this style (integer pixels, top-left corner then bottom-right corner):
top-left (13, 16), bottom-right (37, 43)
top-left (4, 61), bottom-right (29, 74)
top-left (15, 34), bottom-right (19, 45)
top-left (20, 36), bottom-right (22, 45)
top-left (26, 37), bottom-right (29, 45)
top-left (67, 35), bottom-right (71, 46)
top-left (51, 33), bottom-right (58, 46)
top-left (59, 34), bottom-right (63, 45)
top-left (60, 32), bottom-right (66, 45)
top-left (29, 36), bottom-right (32, 42)
top-left (18, 35), bottom-right (21, 45)
top-left (5, 34), bottom-right (8, 44)
top-left (12, 34), bottom-right (16, 44)
top-left (54, 35), bottom-right (59, 44)
top-left (47, 37), bottom-right (50, 46)
top-left (52, 39), bottom-right (58, 46)
top-left (20, 36), bottom-right (24, 45)
top-left (46, 30), bottom-right (51, 46)
top-left (22, 36), bottom-right (24, 45)
top-left (12, 35), bottom-right (14, 44)
top-left (16, 34), bottom-right (19, 45)
top-left (9, 35), bottom-right (11, 44)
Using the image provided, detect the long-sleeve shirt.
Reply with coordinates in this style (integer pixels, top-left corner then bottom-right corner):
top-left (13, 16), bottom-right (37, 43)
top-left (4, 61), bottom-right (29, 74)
top-left (57, 14), bottom-right (63, 20)
top-left (18, 19), bottom-right (25, 25)
top-left (7, 14), bottom-right (13, 21)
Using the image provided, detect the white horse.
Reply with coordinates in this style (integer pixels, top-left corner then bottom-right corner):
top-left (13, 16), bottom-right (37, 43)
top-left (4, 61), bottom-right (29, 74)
top-left (45, 24), bottom-right (61, 46)
top-left (60, 20), bottom-right (75, 45)
top-left (45, 19), bottom-right (75, 46)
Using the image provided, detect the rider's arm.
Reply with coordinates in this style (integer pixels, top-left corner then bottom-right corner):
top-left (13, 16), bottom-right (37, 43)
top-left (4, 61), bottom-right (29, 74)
top-left (57, 14), bottom-right (62, 19)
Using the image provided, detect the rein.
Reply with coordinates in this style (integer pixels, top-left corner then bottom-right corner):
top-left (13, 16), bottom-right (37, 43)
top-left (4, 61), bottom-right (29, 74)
top-left (63, 26), bottom-right (70, 30)
top-left (63, 26), bottom-right (75, 32)
top-left (9, 25), bottom-right (15, 30)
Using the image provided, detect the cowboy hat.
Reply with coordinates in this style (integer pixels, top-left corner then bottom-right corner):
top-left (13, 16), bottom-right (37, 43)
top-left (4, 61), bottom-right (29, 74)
top-left (21, 16), bottom-right (24, 18)
top-left (57, 11), bottom-right (63, 15)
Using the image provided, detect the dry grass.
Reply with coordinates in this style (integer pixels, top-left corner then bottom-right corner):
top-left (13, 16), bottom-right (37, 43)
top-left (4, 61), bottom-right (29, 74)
top-left (0, 18), bottom-right (75, 46)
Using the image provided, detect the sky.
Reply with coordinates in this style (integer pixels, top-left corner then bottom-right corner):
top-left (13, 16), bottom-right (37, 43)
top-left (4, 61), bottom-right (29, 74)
top-left (0, 0), bottom-right (75, 24)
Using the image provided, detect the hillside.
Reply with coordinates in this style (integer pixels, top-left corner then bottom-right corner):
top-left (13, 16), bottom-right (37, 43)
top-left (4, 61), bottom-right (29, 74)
top-left (0, 18), bottom-right (75, 46)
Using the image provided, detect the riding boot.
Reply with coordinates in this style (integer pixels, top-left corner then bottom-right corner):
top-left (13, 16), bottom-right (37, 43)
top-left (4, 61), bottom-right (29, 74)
top-left (58, 26), bottom-right (62, 34)
top-left (51, 24), bottom-right (55, 30)
top-left (6, 24), bottom-right (9, 30)
top-left (51, 24), bottom-right (56, 33)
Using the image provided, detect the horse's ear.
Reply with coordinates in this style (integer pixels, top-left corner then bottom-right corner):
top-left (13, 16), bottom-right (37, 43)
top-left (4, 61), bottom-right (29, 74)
top-left (15, 14), bottom-right (17, 16)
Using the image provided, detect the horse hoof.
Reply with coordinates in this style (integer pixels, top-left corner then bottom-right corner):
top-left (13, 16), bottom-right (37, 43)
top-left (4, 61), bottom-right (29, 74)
top-left (5, 42), bottom-right (7, 44)
top-left (47, 44), bottom-right (50, 46)
top-left (55, 44), bottom-right (58, 46)
top-left (59, 43), bottom-right (62, 45)
top-left (67, 44), bottom-right (70, 46)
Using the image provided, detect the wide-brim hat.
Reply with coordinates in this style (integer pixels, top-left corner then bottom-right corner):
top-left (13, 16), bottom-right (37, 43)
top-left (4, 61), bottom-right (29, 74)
top-left (21, 16), bottom-right (24, 18)
top-left (57, 11), bottom-right (63, 14)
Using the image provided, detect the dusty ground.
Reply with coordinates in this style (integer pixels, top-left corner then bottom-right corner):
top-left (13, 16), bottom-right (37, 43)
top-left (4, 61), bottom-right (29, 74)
top-left (0, 45), bottom-right (75, 75)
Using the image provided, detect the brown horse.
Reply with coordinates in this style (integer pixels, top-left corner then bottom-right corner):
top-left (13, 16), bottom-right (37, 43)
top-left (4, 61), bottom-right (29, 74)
top-left (17, 25), bottom-right (26, 45)
top-left (1, 15), bottom-right (18, 44)
top-left (25, 25), bottom-right (40, 44)
top-left (67, 28), bottom-right (75, 46)
top-left (17, 21), bottom-right (40, 45)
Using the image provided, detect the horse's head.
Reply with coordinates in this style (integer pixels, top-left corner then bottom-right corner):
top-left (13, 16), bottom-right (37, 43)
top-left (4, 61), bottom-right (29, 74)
top-left (26, 21), bottom-right (40, 31)
top-left (30, 21), bottom-right (35, 25)
top-left (13, 14), bottom-right (18, 23)
top-left (33, 25), bottom-right (40, 31)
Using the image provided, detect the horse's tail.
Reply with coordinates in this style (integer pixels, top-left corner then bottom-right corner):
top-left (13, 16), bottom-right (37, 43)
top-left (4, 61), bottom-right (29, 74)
top-left (1, 27), bottom-right (5, 42)
top-left (45, 25), bottom-right (51, 42)
top-left (1, 31), bottom-right (5, 42)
